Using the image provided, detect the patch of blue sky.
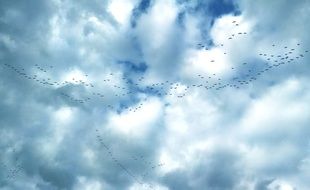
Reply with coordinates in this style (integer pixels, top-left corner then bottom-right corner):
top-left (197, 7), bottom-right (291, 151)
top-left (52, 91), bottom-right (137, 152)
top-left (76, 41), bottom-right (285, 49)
top-left (176, 0), bottom-right (239, 18)
top-left (131, 0), bottom-right (152, 27)
top-left (176, 0), bottom-right (240, 48)
top-left (117, 60), bottom-right (148, 74)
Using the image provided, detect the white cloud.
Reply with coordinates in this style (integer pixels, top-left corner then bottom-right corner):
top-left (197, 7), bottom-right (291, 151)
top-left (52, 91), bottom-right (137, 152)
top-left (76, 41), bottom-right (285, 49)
top-left (129, 182), bottom-right (169, 190)
top-left (73, 176), bottom-right (106, 190)
top-left (137, 0), bottom-right (178, 49)
top-left (1, 0), bottom-right (310, 189)
top-left (108, 0), bottom-right (136, 25)
top-left (107, 98), bottom-right (163, 138)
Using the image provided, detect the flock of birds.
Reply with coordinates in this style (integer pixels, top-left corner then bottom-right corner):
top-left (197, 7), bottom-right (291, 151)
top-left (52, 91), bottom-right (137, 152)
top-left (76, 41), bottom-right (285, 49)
top-left (0, 146), bottom-right (23, 182)
top-left (1, 19), bottom-right (309, 189)
top-left (95, 129), bottom-right (164, 189)
top-left (2, 40), bottom-right (307, 109)
top-left (2, 21), bottom-right (308, 112)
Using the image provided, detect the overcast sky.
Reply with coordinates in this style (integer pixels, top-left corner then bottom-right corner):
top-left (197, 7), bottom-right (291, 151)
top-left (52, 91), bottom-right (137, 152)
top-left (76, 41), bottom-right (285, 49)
top-left (1, 0), bottom-right (310, 190)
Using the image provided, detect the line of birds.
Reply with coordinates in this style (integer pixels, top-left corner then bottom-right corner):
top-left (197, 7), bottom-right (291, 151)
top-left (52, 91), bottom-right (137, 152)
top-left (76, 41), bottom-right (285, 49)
top-left (0, 147), bottom-right (23, 182)
top-left (95, 129), bottom-right (158, 189)
top-left (1, 18), bottom-right (308, 107)
top-left (131, 155), bottom-right (165, 180)
top-left (197, 20), bottom-right (248, 52)
top-left (191, 21), bottom-right (308, 91)
top-left (2, 38), bottom-right (308, 112)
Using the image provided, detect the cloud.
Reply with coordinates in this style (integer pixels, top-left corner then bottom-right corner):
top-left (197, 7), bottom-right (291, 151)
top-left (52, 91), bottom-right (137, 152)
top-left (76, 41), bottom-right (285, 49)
top-left (1, 0), bottom-right (310, 190)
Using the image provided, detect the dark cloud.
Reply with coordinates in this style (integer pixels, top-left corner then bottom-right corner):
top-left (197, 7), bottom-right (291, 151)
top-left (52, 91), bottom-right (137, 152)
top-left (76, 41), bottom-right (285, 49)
top-left (163, 147), bottom-right (242, 190)
top-left (0, 0), bottom-right (54, 41)
top-left (254, 179), bottom-right (275, 190)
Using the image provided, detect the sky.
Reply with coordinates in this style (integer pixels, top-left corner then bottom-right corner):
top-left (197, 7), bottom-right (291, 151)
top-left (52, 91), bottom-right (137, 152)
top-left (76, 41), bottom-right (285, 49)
top-left (0, 0), bottom-right (310, 190)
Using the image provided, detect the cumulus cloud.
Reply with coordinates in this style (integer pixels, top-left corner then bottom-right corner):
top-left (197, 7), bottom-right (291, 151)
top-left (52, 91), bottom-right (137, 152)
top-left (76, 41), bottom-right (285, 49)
top-left (1, 0), bottom-right (310, 190)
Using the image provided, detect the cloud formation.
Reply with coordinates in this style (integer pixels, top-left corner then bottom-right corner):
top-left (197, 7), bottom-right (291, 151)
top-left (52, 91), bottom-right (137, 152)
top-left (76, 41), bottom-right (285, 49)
top-left (1, 0), bottom-right (310, 190)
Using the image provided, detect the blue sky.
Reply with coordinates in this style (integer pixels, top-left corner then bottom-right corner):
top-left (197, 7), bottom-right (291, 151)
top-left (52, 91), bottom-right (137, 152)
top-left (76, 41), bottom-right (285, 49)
top-left (1, 0), bottom-right (310, 190)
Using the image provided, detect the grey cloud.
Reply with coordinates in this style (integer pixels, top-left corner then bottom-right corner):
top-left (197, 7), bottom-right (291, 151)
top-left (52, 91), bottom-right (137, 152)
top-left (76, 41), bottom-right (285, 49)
top-left (254, 178), bottom-right (274, 190)
top-left (162, 147), bottom-right (242, 190)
